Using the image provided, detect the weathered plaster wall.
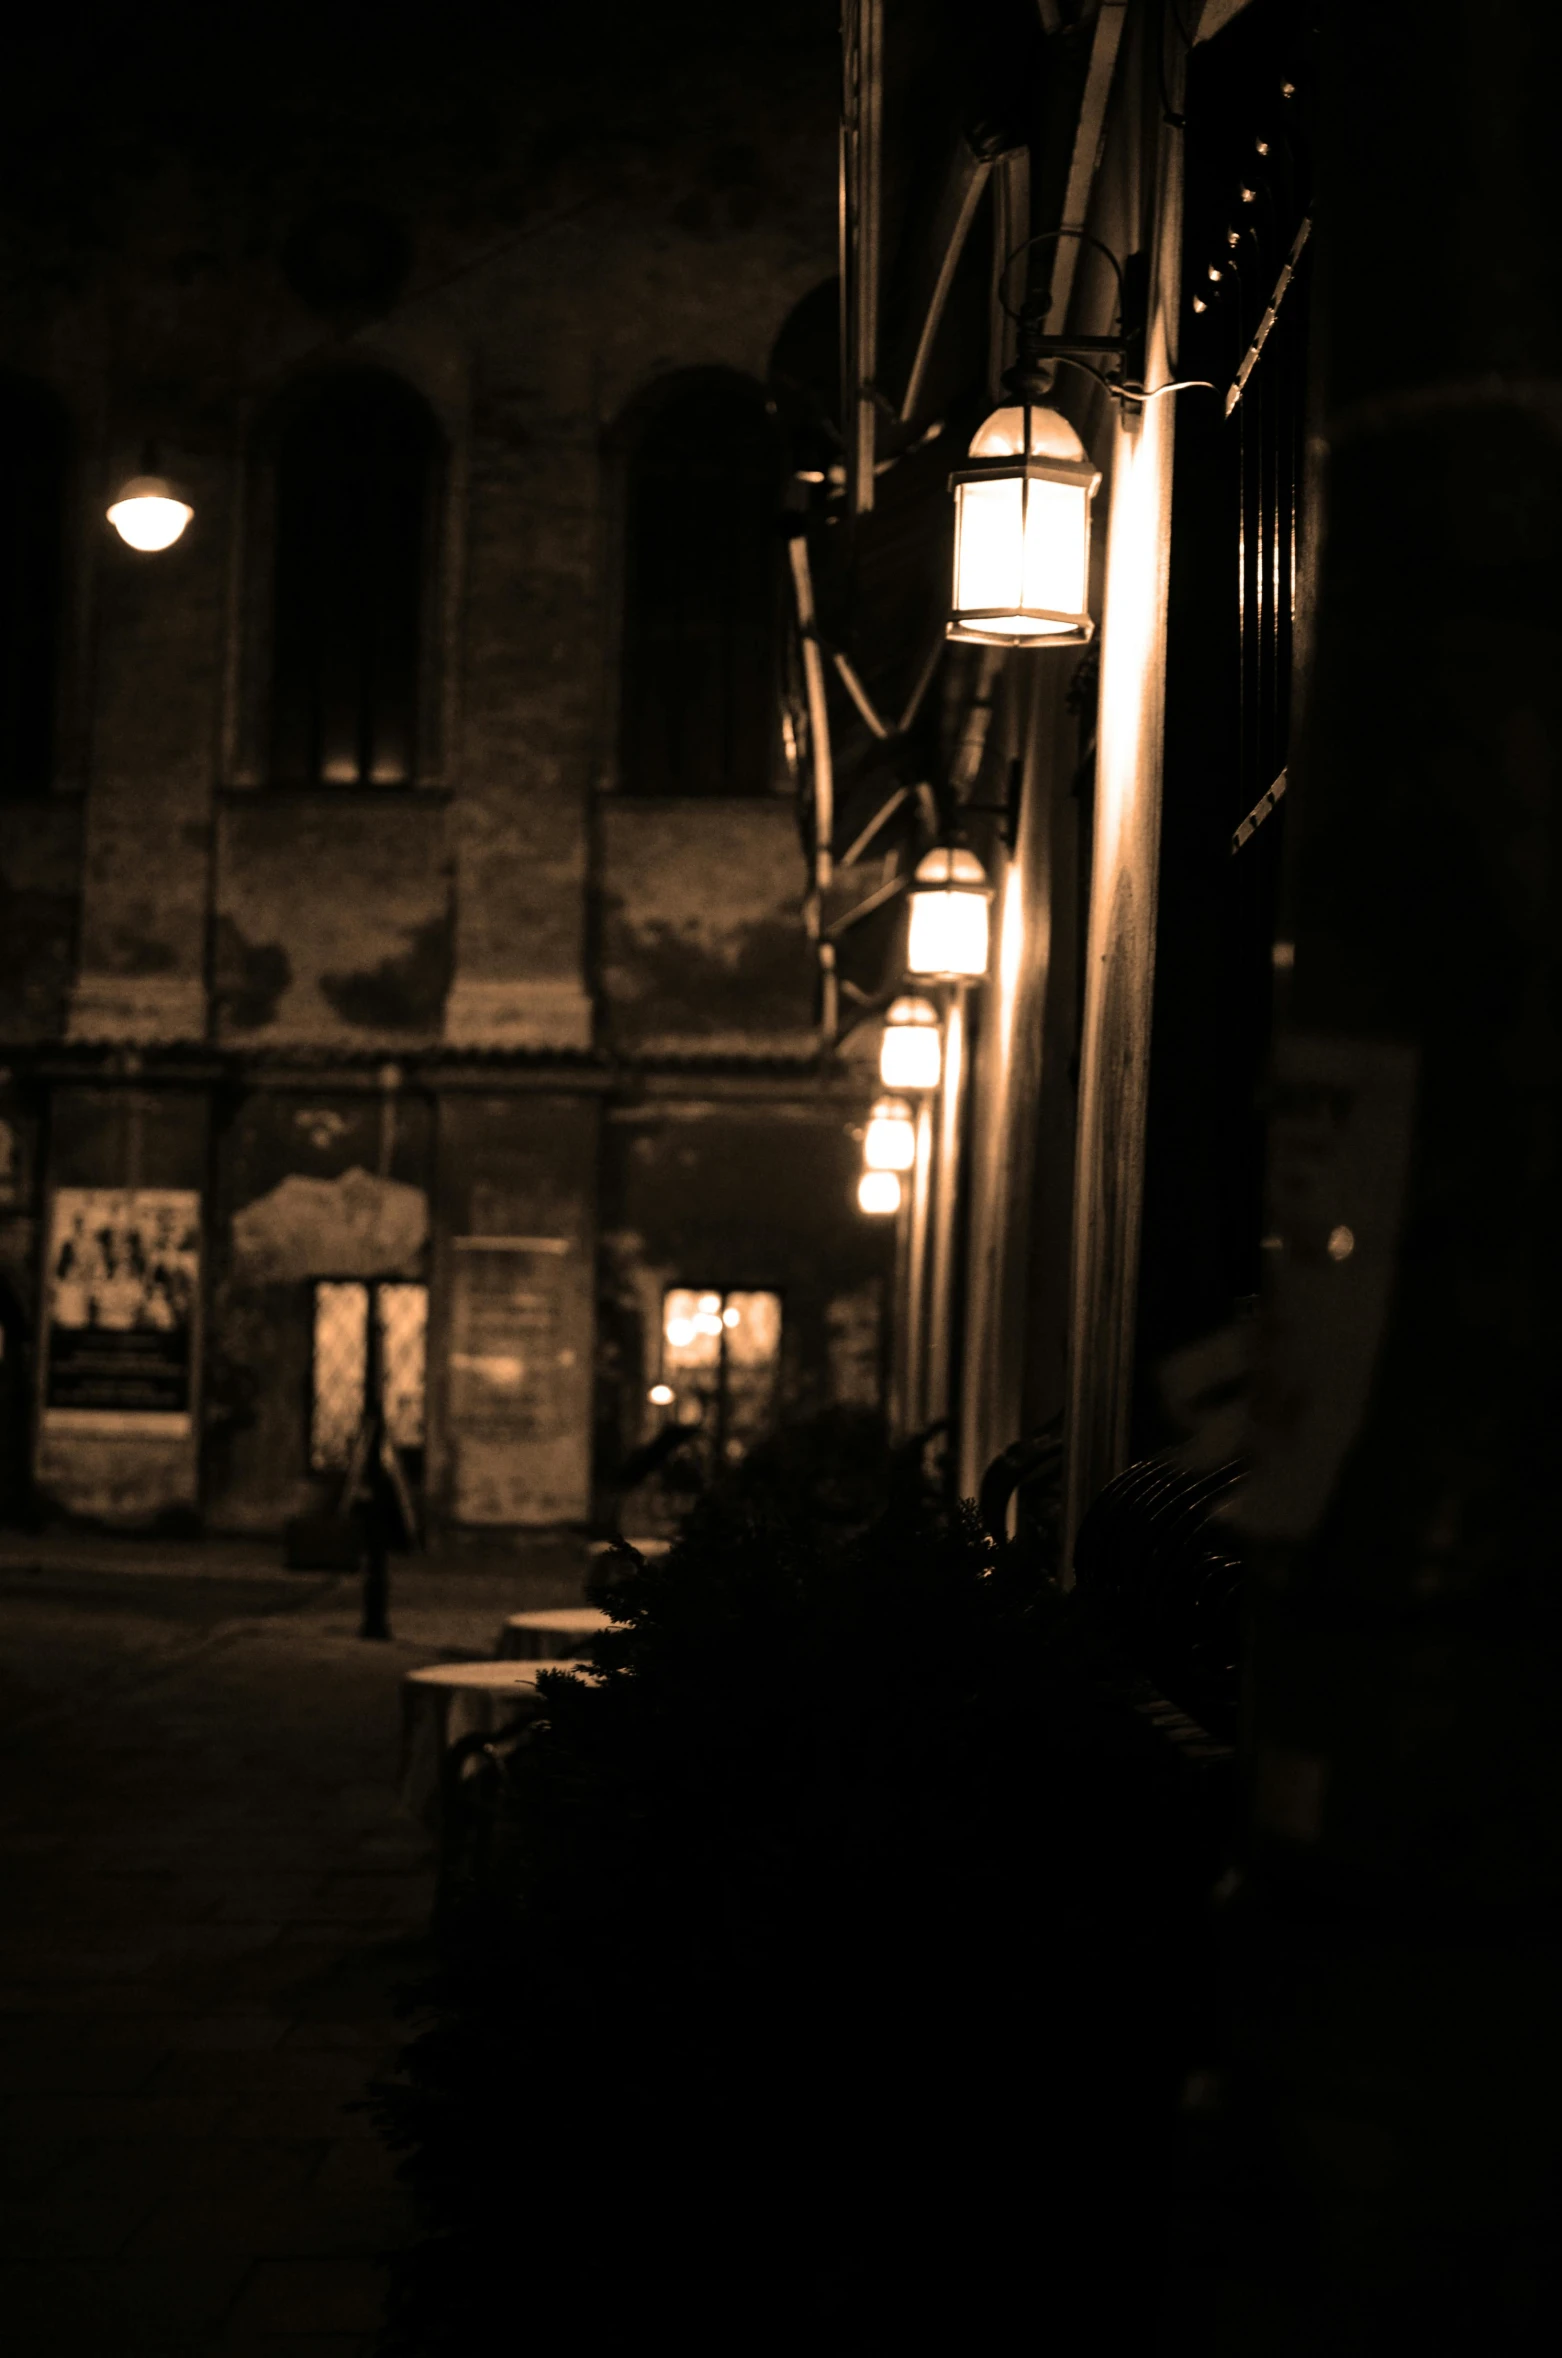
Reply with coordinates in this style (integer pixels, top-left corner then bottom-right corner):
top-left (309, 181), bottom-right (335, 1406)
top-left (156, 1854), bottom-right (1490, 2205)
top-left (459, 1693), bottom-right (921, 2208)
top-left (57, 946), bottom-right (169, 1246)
top-left (598, 801), bottom-right (815, 1053)
top-left (207, 1088), bottom-right (433, 1532)
top-left (430, 1092), bottom-right (599, 1527)
top-left (0, 800), bottom-right (82, 1041)
top-left (214, 797), bottom-right (452, 1043)
top-left (69, 459), bottom-right (229, 1045)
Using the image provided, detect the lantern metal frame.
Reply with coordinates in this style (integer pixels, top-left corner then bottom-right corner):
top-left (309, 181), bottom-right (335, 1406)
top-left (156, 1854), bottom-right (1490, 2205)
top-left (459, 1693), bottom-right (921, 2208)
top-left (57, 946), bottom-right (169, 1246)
top-left (947, 414), bottom-right (1101, 648)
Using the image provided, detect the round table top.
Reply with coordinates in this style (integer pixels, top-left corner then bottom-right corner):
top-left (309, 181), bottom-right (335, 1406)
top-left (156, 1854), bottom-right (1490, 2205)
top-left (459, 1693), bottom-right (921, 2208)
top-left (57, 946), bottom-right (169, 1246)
top-left (404, 1658), bottom-right (593, 1692)
top-left (503, 1608), bottom-right (615, 1635)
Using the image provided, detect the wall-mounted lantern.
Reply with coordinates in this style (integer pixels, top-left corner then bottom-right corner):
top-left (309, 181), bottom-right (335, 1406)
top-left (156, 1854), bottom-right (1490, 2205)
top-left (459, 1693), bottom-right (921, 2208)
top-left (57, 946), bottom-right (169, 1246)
top-left (947, 402), bottom-right (1099, 646)
top-left (857, 1169), bottom-right (902, 1216)
top-left (864, 1097), bottom-right (917, 1172)
top-left (106, 475), bottom-right (193, 552)
top-left (907, 846), bottom-right (991, 981)
top-left (879, 995), bottom-right (943, 1091)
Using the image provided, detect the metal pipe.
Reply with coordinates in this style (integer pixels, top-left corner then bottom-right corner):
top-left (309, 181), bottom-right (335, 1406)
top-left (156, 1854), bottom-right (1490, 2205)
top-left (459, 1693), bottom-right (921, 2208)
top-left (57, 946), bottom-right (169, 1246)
top-left (787, 530), bottom-right (834, 892)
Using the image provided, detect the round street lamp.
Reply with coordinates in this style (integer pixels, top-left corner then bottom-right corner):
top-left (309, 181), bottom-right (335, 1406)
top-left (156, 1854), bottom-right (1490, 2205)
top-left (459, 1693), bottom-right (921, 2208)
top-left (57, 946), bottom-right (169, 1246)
top-left (106, 475), bottom-right (194, 552)
top-left (907, 845), bottom-right (992, 981)
top-left (879, 995), bottom-right (943, 1091)
top-left (947, 401), bottom-right (1099, 646)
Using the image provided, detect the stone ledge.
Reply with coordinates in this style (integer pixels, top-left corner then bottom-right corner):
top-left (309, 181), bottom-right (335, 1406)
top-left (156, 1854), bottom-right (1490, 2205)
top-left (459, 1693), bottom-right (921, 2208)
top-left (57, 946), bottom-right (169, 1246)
top-left (67, 974), bottom-right (209, 1046)
top-left (443, 977), bottom-right (593, 1051)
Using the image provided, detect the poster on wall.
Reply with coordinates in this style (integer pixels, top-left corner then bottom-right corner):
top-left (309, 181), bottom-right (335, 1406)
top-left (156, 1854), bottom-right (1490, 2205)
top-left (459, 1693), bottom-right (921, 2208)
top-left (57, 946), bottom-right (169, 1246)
top-left (42, 1188), bottom-right (201, 1432)
top-left (447, 1238), bottom-right (570, 1444)
top-left (446, 1235), bottom-right (588, 1524)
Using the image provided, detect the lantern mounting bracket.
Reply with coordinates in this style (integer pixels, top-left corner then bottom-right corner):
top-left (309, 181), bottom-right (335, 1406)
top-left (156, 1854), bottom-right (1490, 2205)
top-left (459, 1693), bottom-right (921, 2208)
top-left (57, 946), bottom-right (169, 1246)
top-left (1005, 247), bottom-right (1149, 406)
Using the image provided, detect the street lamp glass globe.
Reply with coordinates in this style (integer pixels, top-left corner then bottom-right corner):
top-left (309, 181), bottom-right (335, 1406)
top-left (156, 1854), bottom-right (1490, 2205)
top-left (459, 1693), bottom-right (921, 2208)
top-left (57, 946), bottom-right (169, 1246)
top-left (879, 995), bottom-right (942, 1089)
top-left (907, 846), bottom-right (991, 980)
top-left (106, 476), bottom-right (194, 552)
top-left (857, 1169), bottom-right (901, 1216)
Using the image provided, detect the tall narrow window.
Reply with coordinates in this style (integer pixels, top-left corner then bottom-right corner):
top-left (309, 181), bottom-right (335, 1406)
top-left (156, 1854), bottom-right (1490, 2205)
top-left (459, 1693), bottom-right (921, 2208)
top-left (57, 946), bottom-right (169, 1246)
top-left (310, 1279), bottom-right (428, 1471)
top-left (270, 371), bottom-right (438, 788)
top-left (0, 376), bottom-right (67, 798)
top-left (658, 1286), bottom-right (782, 1462)
top-left (619, 373), bottom-right (782, 796)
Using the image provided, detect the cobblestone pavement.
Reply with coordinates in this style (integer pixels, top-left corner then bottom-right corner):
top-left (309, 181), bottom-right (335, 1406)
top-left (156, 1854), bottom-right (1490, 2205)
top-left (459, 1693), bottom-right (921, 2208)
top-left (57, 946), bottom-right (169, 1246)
top-left (0, 1536), bottom-right (590, 2356)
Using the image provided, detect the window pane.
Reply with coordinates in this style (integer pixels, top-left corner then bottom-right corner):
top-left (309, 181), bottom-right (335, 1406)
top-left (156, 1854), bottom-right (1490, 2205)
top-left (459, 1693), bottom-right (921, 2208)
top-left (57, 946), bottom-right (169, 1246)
top-left (377, 1281), bottom-right (427, 1450)
top-left (311, 1280), bottom-right (368, 1470)
top-left (721, 1291), bottom-right (782, 1455)
top-left (271, 371), bottom-right (434, 788)
top-left (620, 375), bottom-right (782, 796)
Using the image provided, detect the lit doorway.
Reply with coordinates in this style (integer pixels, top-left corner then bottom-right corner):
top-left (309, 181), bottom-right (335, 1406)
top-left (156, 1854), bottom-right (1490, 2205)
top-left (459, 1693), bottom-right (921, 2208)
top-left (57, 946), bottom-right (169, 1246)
top-left (658, 1287), bottom-right (782, 1467)
top-left (310, 1279), bottom-right (428, 1480)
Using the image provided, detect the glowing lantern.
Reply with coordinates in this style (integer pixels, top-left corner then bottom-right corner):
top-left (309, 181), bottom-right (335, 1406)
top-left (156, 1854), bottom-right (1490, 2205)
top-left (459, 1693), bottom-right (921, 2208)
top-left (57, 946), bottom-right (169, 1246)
top-left (907, 846), bottom-right (991, 980)
top-left (948, 403), bottom-right (1099, 646)
top-left (858, 1169), bottom-right (901, 1216)
top-left (106, 475), bottom-right (194, 552)
top-left (879, 995), bottom-right (942, 1090)
top-left (648, 1383), bottom-right (675, 1406)
top-left (864, 1097), bottom-right (916, 1172)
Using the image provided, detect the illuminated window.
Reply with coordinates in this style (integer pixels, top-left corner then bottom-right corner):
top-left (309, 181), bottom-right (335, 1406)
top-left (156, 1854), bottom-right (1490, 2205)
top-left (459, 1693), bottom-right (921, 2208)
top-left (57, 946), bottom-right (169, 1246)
top-left (310, 1278), bottom-right (427, 1471)
top-left (659, 1286), bottom-right (782, 1461)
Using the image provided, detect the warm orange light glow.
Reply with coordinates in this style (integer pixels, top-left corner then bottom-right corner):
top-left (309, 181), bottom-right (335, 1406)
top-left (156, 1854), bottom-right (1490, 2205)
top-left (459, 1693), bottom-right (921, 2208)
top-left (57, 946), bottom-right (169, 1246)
top-left (106, 476), bottom-right (193, 551)
top-left (907, 847), bottom-right (990, 980)
top-left (948, 404), bottom-right (1099, 646)
top-left (858, 1169), bottom-right (901, 1216)
top-left (879, 995), bottom-right (942, 1089)
top-left (648, 1383), bottom-right (675, 1405)
top-left (864, 1097), bottom-right (917, 1172)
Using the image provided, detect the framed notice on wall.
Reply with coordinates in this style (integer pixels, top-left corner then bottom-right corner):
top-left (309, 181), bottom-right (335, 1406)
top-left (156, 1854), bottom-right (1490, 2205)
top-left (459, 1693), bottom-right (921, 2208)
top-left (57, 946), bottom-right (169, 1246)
top-left (41, 1188), bottom-right (201, 1435)
top-left (447, 1237), bottom-right (570, 1443)
top-left (446, 1234), bottom-right (587, 1524)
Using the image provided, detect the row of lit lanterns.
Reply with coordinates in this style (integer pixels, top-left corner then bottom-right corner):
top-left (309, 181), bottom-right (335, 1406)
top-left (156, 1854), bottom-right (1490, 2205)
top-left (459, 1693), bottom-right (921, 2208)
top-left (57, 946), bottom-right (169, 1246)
top-left (855, 846), bottom-right (991, 1218)
top-left (854, 395), bottom-right (1098, 1215)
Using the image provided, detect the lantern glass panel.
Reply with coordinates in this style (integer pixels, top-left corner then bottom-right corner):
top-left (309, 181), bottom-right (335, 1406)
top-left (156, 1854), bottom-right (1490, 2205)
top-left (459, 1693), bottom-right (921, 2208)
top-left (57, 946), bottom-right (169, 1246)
top-left (858, 1169), bottom-right (901, 1216)
top-left (864, 1100), bottom-right (916, 1171)
top-left (952, 475), bottom-right (1088, 638)
top-left (908, 886), bottom-right (990, 980)
top-left (880, 1021), bottom-right (942, 1090)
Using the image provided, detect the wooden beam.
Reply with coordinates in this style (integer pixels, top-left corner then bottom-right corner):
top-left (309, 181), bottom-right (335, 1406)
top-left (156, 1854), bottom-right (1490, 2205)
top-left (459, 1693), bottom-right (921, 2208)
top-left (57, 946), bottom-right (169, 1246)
top-left (1045, 0), bottom-right (1128, 333)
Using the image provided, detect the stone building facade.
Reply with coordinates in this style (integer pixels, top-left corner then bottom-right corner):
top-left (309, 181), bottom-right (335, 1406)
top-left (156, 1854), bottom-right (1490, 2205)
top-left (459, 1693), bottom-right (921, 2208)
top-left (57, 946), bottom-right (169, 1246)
top-left (0, 4), bottom-right (890, 1534)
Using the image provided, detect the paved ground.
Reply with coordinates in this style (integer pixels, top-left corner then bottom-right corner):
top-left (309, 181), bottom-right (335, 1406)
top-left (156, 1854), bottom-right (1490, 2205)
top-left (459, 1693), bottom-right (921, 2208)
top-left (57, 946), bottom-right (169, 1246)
top-left (0, 1532), bottom-right (592, 2356)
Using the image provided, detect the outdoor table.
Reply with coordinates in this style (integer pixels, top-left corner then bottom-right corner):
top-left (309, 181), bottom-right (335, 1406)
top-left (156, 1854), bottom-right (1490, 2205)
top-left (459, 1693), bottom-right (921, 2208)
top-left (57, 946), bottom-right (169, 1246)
top-left (497, 1606), bottom-right (616, 1659)
top-left (400, 1658), bottom-right (592, 1828)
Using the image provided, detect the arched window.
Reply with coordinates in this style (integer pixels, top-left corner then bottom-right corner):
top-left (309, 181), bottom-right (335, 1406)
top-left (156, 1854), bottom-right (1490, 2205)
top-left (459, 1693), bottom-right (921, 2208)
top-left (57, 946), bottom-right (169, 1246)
top-left (0, 376), bottom-right (68, 798)
top-left (619, 373), bottom-right (782, 797)
top-left (270, 370), bottom-right (439, 788)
